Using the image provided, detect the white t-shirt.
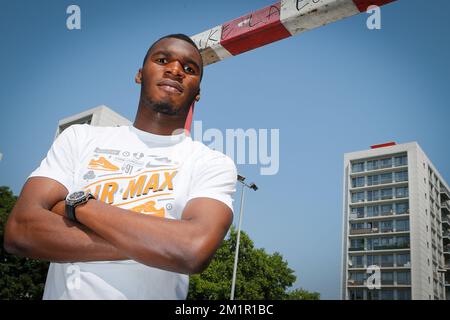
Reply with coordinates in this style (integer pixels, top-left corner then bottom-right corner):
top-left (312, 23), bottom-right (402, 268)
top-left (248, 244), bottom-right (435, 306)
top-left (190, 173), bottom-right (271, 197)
top-left (28, 124), bottom-right (237, 300)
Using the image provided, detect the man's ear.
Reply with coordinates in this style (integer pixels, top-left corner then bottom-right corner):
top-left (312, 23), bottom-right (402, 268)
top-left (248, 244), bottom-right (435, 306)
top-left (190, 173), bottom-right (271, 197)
top-left (135, 68), bottom-right (143, 84)
top-left (195, 89), bottom-right (200, 102)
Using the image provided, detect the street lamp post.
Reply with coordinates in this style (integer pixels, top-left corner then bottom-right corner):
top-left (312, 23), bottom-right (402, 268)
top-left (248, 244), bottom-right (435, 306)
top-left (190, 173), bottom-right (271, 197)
top-left (230, 174), bottom-right (258, 300)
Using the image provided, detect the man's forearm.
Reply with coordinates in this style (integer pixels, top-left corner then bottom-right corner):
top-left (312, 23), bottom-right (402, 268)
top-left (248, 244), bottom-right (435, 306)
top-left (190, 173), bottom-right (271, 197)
top-left (75, 200), bottom-right (202, 274)
top-left (5, 206), bottom-right (129, 263)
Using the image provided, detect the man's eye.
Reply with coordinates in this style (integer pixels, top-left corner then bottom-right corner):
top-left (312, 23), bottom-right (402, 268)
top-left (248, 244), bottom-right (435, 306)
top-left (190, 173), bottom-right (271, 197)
top-left (156, 58), bottom-right (167, 64)
top-left (184, 66), bottom-right (195, 74)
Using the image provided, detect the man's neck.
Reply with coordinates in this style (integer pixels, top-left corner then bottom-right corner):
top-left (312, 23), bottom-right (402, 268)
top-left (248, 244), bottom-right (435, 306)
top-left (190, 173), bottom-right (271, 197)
top-left (133, 102), bottom-right (187, 136)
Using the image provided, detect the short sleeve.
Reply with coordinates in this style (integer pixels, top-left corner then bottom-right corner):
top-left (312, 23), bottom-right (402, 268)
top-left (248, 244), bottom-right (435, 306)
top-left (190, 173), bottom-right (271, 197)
top-left (187, 153), bottom-right (237, 212)
top-left (28, 125), bottom-right (79, 192)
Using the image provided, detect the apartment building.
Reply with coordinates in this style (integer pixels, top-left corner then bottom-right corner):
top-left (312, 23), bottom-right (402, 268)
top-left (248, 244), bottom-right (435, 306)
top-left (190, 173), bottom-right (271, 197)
top-left (55, 105), bottom-right (131, 138)
top-left (341, 142), bottom-right (450, 300)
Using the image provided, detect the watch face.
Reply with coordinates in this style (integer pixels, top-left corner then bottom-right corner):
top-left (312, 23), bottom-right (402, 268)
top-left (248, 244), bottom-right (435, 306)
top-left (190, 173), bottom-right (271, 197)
top-left (68, 191), bottom-right (86, 201)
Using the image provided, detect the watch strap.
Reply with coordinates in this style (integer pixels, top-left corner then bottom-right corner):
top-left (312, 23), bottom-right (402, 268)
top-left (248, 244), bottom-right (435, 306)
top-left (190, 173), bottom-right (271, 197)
top-left (65, 203), bottom-right (78, 222)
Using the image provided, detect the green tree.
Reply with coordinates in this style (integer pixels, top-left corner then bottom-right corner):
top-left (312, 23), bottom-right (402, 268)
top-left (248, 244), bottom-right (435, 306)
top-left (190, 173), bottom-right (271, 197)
top-left (188, 225), bottom-right (319, 300)
top-left (0, 186), bottom-right (319, 300)
top-left (0, 186), bottom-right (49, 299)
top-left (286, 288), bottom-right (320, 300)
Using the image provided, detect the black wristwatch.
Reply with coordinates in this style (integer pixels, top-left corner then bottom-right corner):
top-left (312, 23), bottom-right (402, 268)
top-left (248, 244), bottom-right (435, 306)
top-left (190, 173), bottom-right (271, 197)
top-left (65, 191), bottom-right (95, 222)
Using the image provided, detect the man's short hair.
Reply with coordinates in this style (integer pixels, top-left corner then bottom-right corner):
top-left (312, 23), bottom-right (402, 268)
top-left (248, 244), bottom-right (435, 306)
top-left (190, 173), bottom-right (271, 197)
top-left (142, 33), bottom-right (203, 79)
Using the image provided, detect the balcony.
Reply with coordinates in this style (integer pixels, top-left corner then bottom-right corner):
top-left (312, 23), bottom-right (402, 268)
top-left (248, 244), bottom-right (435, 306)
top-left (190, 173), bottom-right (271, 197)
top-left (443, 232), bottom-right (450, 240)
top-left (372, 243), bottom-right (410, 251)
top-left (350, 181), bottom-right (409, 192)
top-left (444, 245), bottom-right (450, 254)
top-left (349, 247), bottom-right (365, 252)
top-left (442, 217), bottom-right (450, 226)
top-left (349, 213), bottom-right (363, 220)
top-left (441, 187), bottom-right (450, 201)
top-left (350, 227), bottom-right (410, 236)
top-left (442, 201), bottom-right (450, 214)
top-left (347, 279), bottom-right (364, 286)
top-left (350, 228), bottom-right (377, 235)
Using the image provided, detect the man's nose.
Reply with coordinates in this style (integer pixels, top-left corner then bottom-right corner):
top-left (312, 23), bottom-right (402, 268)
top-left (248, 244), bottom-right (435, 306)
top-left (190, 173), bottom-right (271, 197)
top-left (165, 61), bottom-right (185, 79)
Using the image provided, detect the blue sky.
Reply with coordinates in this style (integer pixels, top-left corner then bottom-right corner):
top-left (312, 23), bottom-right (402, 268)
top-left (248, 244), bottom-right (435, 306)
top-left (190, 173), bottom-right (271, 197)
top-left (1, 0), bottom-right (449, 299)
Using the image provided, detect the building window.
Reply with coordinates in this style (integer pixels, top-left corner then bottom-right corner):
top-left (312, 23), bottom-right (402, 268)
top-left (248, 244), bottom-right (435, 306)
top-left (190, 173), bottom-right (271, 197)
top-left (396, 289), bottom-right (411, 300)
top-left (380, 221), bottom-right (394, 233)
top-left (366, 205), bottom-right (379, 217)
top-left (351, 192), bottom-right (365, 203)
top-left (379, 158), bottom-right (393, 169)
top-left (367, 175), bottom-right (379, 186)
top-left (349, 288), bottom-right (364, 300)
top-left (381, 289), bottom-right (394, 300)
top-left (381, 272), bottom-right (394, 284)
top-left (350, 222), bottom-right (365, 231)
top-left (395, 171), bottom-right (408, 182)
top-left (351, 255), bottom-right (364, 268)
top-left (381, 255), bottom-right (394, 267)
top-left (397, 271), bottom-right (411, 285)
top-left (367, 255), bottom-right (380, 267)
top-left (352, 162), bottom-right (365, 173)
top-left (352, 176), bottom-right (365, 188)
top-left (380, 188), bottom-right (393, 200)
top-left (394, 155), bottom-right (407, 167)
top-left (396, 187), bottom-right (409, 198)
top-left (396, 219), bottom-right (409, 232)
top-left (349, 272), bottom-right (365, 285)
top-left (396, 202), bottom-right (409, 214)
top-left (396, 236), bottom-right (410, 249)
top-left (396, 253), bottom-right (410, 267)
top-left (379, 237), bottom-right (395, 249)
top-left (367, 190), bottom-right (379, 201)
top-left (351, 206), bottom-right (365, 218)
top-left (381, 204), bottom-right (393, 216)
top-left (350, 239), bottom-right (365, 251)
top-left (369, 237), bottom-right (397, 250)
top-left (367, 160), bottom-right (379, 171)
top-left (380, 173), bottom-right (393, 184)
top-left (366, 289), bottom-right (380, 300)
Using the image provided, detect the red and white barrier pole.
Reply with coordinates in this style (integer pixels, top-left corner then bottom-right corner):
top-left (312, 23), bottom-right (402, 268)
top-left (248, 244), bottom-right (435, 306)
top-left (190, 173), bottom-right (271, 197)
top-left (184, 0), bottom-right (398, 129)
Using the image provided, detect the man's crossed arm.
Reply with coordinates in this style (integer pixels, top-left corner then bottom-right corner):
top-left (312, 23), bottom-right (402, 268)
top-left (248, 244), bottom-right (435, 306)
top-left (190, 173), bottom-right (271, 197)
top-left (4, 176), bottom-right (233, 274)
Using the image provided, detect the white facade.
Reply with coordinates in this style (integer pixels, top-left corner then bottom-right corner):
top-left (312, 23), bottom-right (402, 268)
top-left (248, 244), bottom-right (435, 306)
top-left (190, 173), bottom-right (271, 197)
top-left (341, 142), bottom-right (450, 300)
top-left (55, 105), bottom-right (131, 139)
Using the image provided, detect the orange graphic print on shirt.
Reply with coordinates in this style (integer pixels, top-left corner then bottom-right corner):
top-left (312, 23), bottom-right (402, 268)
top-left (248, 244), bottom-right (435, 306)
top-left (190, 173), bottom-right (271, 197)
top-left (130, 200), bottom-right (165, 218)
top-left (83, 168), bottom-right (177, 219)
top-left (88, 157), bottom-right (119, 171)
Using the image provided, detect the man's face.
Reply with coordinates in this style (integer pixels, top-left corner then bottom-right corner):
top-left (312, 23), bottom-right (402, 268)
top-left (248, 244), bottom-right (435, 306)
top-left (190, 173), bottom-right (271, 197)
top-left (136, 37), bottom-right (203, 116)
